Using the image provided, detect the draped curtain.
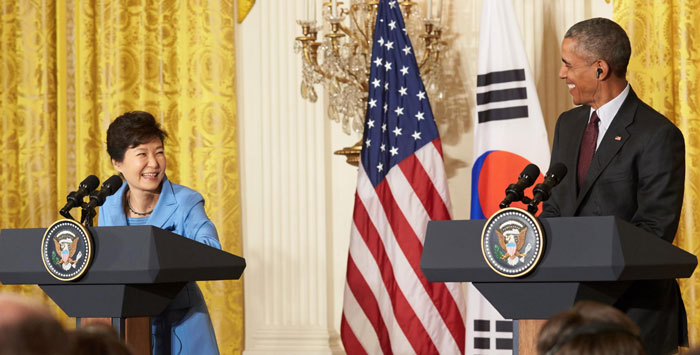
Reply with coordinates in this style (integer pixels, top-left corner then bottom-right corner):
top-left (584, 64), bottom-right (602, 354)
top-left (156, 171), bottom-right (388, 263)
top-left (615, 0), bottom-right (700, 347)
top-left (237, 0), bottom-right (255, 23)
top-left (0, 1), bottom-right (243, 353)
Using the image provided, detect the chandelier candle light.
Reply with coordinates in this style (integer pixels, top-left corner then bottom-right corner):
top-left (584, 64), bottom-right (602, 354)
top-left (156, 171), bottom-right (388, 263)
top-left (295, 0), bottom-right (446, 166)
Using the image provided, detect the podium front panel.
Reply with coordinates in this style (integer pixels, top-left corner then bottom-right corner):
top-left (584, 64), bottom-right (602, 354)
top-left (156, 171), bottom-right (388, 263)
top-left (39, 283), bottom-right (185, 317)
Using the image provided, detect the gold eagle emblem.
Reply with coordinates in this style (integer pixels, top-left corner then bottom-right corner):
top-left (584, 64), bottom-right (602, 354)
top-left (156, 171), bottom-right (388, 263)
top-left (54, 236), bottom-right (80, 265)
top-left (496, 226), bottom-right (527, 259)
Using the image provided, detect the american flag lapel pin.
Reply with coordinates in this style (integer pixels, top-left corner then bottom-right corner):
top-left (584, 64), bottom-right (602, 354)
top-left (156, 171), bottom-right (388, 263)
top-left (615, 136), bottom-right (622, 141)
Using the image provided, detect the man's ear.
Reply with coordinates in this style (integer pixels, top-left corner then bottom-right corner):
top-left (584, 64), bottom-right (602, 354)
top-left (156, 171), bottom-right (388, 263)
top-left (596, 60), bottom-right (611, 80)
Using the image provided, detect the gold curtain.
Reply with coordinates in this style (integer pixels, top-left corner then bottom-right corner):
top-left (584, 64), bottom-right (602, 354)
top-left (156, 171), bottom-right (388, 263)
top-left (0, 0), bottom-right (61, 311)
top-left (1, 1), bottom-right (243, 353)
top-left (237, 0), bottom-right (255, 23)
top-left (615, 0), bottom-right (700, 347)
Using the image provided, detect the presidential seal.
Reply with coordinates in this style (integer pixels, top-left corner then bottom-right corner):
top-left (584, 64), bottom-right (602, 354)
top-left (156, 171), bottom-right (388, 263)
top-left (481, 207), bottom-right (544, 278)
top-left (41, 219), bottom-right (93, 281)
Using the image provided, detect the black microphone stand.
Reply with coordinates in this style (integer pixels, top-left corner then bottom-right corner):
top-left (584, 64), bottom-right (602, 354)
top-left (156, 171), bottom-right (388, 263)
top-left (527, 200), bottom-right (540, 214)
top-left (80, 202), bottom-right (97, 227)
top-left (499, 195), bottom-right (533, 209)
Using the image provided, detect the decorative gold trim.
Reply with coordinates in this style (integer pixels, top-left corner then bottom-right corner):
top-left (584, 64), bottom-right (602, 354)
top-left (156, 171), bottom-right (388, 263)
top-left (41, 219), bottom-right (94, 282)
top-left (480, 207), bottom-right (545, 278)
top-left (333, 139), bottom-right (363, 166)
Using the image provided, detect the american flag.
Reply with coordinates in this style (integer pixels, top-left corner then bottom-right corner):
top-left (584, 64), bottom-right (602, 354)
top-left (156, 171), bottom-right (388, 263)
top-left (340, 1), bottom-right (466, 354)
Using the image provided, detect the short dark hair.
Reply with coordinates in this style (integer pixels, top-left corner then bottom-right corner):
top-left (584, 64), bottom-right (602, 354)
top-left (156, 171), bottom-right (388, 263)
top-left (69, 324), bottom-right (133, 355)
top-left (565, 18), bottom-right (631, 78)
top-left (537, 301), bottom-right (645, 355)
top-left (106, 111), bottom-right (168, 162)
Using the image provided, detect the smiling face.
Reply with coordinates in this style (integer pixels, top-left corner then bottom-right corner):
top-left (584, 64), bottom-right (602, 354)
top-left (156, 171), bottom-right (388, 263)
top-left (112, 138), bottom-right (166, 194)
top-left (559, 37), bottom-right (599, 107)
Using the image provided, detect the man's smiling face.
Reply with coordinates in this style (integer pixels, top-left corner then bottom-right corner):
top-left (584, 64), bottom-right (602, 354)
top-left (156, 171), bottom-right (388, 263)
top-left (559, 37), bottom-right (599, 107)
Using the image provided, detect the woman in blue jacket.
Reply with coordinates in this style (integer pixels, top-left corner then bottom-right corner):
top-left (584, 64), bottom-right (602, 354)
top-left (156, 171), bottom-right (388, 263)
top-left (98, 111), bottom-right (220, 355)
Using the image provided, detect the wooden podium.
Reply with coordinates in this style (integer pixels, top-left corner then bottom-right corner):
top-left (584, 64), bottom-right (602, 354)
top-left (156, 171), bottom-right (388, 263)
top-left (420, 216), bottom-right (696, 354)
top-left (0, 225), bottom-right (246, 355)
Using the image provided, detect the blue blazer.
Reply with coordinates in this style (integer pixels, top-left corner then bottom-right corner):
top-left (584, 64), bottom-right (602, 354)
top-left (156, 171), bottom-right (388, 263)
top-left (99, 176), bottom-right (221, 355)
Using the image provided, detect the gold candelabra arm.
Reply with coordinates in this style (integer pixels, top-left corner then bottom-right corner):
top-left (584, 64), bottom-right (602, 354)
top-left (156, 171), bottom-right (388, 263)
top-left (418, 21), bottom-right (442, 74)
top-left (296, 22), bottom-right (320, 64)
top-left (325, 19), bottom-right (347, 54)
top-left (364, 1), bottom-right (379, 53)
top-left (398, 1), bottom-right (417, 17)
top-left (334, 139), bottom-right (364, 166)
top-left (299, 40), bottom-right (321, 68)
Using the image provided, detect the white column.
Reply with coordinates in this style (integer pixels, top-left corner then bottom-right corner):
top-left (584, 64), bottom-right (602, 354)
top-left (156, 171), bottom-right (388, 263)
top-left (236, 0), bottom-right (344, 353)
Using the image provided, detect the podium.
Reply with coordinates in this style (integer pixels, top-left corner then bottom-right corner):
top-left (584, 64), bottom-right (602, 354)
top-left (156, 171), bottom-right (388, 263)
top-left (420, 216), bottom-right (696, 354)
top-left (0, 226), bottom-right (246, 355)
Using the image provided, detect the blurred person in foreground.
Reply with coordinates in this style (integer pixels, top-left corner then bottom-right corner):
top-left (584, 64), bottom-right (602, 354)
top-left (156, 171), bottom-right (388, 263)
top-left (0, 292), bottom-right (68, 355)
top-left (537, 301), bottom-right (645, 355)
top-left (69, 323), bottom-right (132, 355)
top-left (99, 111), bottom-right (221, 355)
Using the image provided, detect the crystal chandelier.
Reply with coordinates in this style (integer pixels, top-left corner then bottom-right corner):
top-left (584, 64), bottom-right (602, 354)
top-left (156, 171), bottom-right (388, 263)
top-left (295, 0), bottom-right (446, 165)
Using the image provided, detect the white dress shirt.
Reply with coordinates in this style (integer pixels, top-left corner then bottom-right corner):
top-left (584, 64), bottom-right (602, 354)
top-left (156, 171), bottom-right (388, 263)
top-left (589, 83), bottom-right (630, 149)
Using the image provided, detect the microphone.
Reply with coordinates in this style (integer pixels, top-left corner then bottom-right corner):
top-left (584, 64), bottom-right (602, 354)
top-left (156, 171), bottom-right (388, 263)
top-left (527, 163), bottom-right (568, 213)
top-left (85, 175), bottom-right (123, 210)
top-left (59, 175), bottom-right (100, 220)
top-left (499, 164), bottom-right (541, 209)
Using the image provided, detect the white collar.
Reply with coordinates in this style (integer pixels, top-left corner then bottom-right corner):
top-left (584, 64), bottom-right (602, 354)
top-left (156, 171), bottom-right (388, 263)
top-left (589, 83), bottom-right (630, 130)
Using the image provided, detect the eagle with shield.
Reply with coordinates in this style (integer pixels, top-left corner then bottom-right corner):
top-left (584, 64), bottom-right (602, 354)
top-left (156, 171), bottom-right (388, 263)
top-left (496, 221), bottom-right (532, 266)
top-left (53, 232), bottom-right (83, 271)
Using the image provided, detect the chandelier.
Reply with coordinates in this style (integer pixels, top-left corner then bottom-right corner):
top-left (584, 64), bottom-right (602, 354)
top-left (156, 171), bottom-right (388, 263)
top-left (294, 0), bottom-right (446, 165)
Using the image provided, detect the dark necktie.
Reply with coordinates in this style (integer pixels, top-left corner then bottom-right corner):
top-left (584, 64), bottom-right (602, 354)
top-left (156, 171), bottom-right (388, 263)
top-left (577, 111), bottom-right (600, 188)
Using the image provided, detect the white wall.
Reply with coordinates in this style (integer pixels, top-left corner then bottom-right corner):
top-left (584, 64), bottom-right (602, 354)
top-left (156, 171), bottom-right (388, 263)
top-left (236, 1), bottom-right (612, 353)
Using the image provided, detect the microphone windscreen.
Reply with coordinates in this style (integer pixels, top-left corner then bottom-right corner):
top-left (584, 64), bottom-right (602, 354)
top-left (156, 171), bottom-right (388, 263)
top-left (521, 164), bottom-right (541, 185)
top-left (102, 175), bottom-right (123, 195)
top-left (80, 175), bottom-right (100, 192)
top-left (548, 163), bottom-right (568, 180)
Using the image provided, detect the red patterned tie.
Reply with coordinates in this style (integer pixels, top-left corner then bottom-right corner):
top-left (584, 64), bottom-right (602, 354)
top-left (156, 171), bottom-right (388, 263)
top-left (577, 111), bottom-right (600, 188)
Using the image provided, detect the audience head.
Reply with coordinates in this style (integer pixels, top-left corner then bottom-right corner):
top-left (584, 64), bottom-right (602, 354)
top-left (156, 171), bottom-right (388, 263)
top-left (0, 293), bottom-right (68, 355)
top-left (537, 301), bottom-right (645, 355)
top-left (69, 323), bottom-right (132, 355)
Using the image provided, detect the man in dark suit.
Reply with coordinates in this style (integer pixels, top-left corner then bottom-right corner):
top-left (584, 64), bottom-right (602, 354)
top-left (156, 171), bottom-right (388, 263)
top-left (540, 18), bottom-right (687, 354)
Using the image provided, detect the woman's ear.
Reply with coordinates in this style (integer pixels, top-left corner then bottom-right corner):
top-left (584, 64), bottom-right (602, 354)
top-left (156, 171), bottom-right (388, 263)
top-left (112, 159), bottom-right (122, 173)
